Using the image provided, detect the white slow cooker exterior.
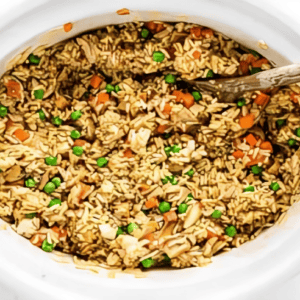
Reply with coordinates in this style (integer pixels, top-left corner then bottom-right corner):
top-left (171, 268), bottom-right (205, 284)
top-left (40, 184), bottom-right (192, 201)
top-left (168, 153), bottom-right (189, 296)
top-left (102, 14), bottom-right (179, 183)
top-left (1, 1), bottom-right (300, 299)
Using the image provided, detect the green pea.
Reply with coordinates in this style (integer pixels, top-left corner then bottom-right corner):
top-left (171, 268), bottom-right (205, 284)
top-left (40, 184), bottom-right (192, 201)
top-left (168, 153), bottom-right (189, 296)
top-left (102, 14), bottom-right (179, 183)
top-left (97, 157), bottom-right (108, 167)
top-left (73, 146), bottom-right (84, 156)
top-left (225, 225), bottom-right (237, 237)
top-left (44, 182), bottom-right (56, 194)
top-left (41, 239), bottom-right (55, 252)
top-left (237, 97), bottom-right (246, 107)
top-left (165, 74), bottom-right (176, 84)
top-left (25, 178), bottom-right (36, 188)
top-left (167, 175), bottom-right (178, 185)
top-left (185, 169), bottom-right (194, 177)
top-left (251, 165), bottom-right (263, 175)
top-left (295, 127), bottom-right (300, 137)
top-left (37, 109), bottom-right (46, 121)
top-left (192, 91), bottom-right (202, 102)
top-left (141, 28), bottom-right (150, 39)
top-left (45, 156), bottom-right (57, 166)
top-left (276, 119), bottom-right (286, 129)
top-left (70, 130), bottom-right (81, 139)
top-left (51, 177), bottom-right (61, 188)
top-left (211, 210), bottom-right (222, 219)
top-left (206, 70), bottom-right (214, 78)
top-left (105, 84), bottom-right (115, 93)
top-left (171, 144), bottom-right (181, 153)
top-left (25, 212), bottom-right (36, 219)
top-left (48, 198), bottom-right (62, 207)
top-left (28, 53), bottom-right (41, 65)
top-left (159, 201), bottom-right (171, 213)
top-left (152, 51), bottom-right (165, 62)
top-left (114, 85), bottom-right (121, 93)
top-left (187, 193), bottom-right (194, 201)
top-left (270, 182), bottom-right (280, 192)
top-left (164, 146), bottom-right (172, 157)
top-left (141, 258), bottom-right (155, 268)
top-left (244, 186), bottom-right (255, 192)
top-left (116, 226), bottom-right (124, 237)
top-left (250, 67), bottom-right (262, 75)
top-left (288, 138), bottom-right (297, 147)
top-left (178, 203), bottom-right (188, 214)
top-left (162, 254), bottom-right (171, 264)
top-left (127, 222), bottom-right (138, 234)
top-left (0, 105), bottom-right (8, 118)
top-left (71, 110), bottom-right (82, 121)
top-left (34, 89), bottom-right (44, 100)
top-left (52, 116), bottom-right (63, 126)
top-left (161, 177), bottom-right (169, 185)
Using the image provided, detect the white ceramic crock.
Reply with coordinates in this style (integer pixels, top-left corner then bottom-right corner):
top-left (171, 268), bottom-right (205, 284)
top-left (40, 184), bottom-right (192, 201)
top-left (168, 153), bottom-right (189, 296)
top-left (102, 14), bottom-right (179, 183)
top-left (1, 1), bottom-right (300, 299)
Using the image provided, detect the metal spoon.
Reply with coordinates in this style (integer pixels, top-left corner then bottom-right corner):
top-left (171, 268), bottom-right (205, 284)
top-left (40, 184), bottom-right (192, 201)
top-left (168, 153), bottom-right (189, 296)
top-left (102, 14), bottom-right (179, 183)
top-left (183, 63), bottom-right (300, 103)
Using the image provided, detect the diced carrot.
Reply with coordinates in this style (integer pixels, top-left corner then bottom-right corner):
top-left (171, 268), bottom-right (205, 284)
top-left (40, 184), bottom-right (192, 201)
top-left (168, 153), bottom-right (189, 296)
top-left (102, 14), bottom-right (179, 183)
top-left (162, 103), bottom-right (172, 115)
top-left (207, 230), bottom-right (225, 241)
top-left (245, 133), bottom-right (258, 147)
top-left (13, 129), bottom-right (30, 142)
top-left (59, 228), bottom-right (68, 238)
top-left (192, 50), bottom-right (201, 59)
top-left (246, 153), bottom-right (265, 167)
top-left (55, 96), bottom-right (70, 110)
top-left (123, 148), bottom-right (134, 158)
top-left (97, 93), bottom-right (110, 105)
top-left (155, 23), bottom-right (165, 33)
top-left (182, 93), bottom-right (195, 109)
top-left (172, 90), bottom-right (184, 102)
top-left (190, 27), bottom-right (201, 38)
top-left (201, 28), bottom-right (214, 38)
top-left (139, 184), bottom-right (150, 192)
top-left (246, 54), bottom-right (257, 64)
top-left (239, 61), bottom-right (250, 75)
top-left (6, 119), bottom-right (14, 130)
top-left (30, 234), bottom-right (46, 247)
top-left (144, 21), bottom-right (157, 33)
top-left (5, 80), bottom-right (21, 99)
top-left (140, 93), bottom-right (147, 101)
top-left (145, 197), bottom-right (159, 209)
top-left (157, 124), bottom-right (168, 134)
top-left (290, 92), bottom-right (299, 104)
top-left (78, 182), bottom-right (90, 200)
top-left (73, 139), bottom-right (86, 147)
top-left (63, 22), bottom-right (73, 32)
top-left (90, 75), bottom-right (102, 89)
top-left (163, 211), bottom-right (178, 222)
top-left (232, 150), bottom-right (245, 159)
top-left (116, 8), bottom-right (130, 15)
top-left (260, 141), bottom-right (273, 153)
top-left (252, 58), bottom-right (269, 68)
top-left (239, 113), bottom-right (255, 129)
top-left (254, 93), bottom-right (270, 106)
top-left (207, 230), bottom-right (218, 239)
top-left (52, 226), bottom-right (68, 238)
top-left (144, 232), bottom-right (155, 242)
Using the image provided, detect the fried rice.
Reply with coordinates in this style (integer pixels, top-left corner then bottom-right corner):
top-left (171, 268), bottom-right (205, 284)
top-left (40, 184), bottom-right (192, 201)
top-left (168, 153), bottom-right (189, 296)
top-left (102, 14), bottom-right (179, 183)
top-left (0, 21), bottom-right (300, 271)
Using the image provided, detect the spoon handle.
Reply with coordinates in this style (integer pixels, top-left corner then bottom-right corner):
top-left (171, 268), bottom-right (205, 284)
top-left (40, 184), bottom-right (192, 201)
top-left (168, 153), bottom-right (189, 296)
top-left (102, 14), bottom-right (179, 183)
top-left (186, 64), bottom-right (300, 101)
top-left (222, 63), bottom-right (300, 93)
